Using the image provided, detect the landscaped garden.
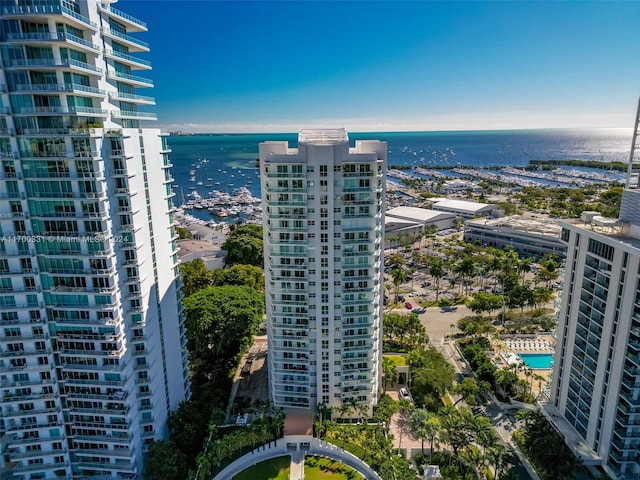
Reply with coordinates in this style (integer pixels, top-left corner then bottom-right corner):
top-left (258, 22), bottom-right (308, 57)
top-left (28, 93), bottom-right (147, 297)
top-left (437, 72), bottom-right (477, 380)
top-left (231, 455), bottom-right (290, 480)
top-left (304, 456), bottom-right (364, 479)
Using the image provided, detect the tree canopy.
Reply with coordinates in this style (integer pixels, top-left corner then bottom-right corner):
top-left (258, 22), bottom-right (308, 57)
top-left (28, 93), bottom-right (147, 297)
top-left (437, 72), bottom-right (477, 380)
top-left (222, 224), bottom-right (264, 267)
top-left (183, 285), bottom-right (264, 391)
top-left (179, 258), bottom-right (213, 297)
top-left (211, 263), bottom-right (264, 291)
top-left (408, 346), bottom-right (455, 410)
top-left (143, 440), bottom-right (188, 480)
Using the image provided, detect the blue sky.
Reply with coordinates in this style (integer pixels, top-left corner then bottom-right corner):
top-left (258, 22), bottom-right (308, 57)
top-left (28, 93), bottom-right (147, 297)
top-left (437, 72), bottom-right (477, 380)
top-left (118, 0), bottom-right (640, 133)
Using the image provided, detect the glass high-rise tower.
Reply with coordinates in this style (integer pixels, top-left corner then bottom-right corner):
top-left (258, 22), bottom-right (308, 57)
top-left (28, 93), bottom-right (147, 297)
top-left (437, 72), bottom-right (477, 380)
top-left (260, 129), bottom-right (385, 415)
top-left (549, 105), bottom-right (640, 479)
top-left (0, 1), bottom-right (189, 478)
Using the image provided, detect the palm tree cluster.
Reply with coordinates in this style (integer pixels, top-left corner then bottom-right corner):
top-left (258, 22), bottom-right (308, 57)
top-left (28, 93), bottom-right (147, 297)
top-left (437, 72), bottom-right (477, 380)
top-left (388, 225), bottom-right (559, 312)
top-left (194, 417), bottom-right (281, 480)
top-left (514, 410), bottom-right (582, 480)
top-left (515, 184), bottom-right (622, 218)
top-left (411, 405), bottom-right (511, 480)
top-left (315, 398), bottom-right (418, 480)
top-left (383, 312), bottom-right (429, 351)
top-left (459, 338), bottom-right (535, 403)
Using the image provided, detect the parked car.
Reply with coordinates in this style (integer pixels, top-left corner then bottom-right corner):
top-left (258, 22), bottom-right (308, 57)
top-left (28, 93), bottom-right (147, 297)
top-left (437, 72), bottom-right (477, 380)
top-left (404, 302), bottom-right (413, 309)
top-left (441, 305), bottom-right (458, 312)
top-left (412, 307), bottom-right (426, 314)
top-left (399, 388), bottom-right (411, 401)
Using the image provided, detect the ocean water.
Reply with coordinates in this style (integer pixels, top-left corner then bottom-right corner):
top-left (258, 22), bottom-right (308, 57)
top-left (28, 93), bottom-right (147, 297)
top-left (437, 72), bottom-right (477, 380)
top-left (167, 128), bottom-right (633, 209)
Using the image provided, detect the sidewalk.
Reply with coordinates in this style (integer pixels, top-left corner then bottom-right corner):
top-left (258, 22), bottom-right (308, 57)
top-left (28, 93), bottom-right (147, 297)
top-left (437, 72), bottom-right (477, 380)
top-left (289, 450), bottom-right (304, 480)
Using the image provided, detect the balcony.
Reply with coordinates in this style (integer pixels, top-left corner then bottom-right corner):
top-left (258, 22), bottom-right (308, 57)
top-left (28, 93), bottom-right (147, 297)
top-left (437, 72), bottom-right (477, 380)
top-left (4, 405), bottom-right (59, 418)
top-left (99, 2), bottom-right (147, 31)
top-left (104, 49), bottom-right (151, 69)
top-left (0, 128), bottom-right (17, 136)
top-left (107, 71), bottom-right (153, 87)
top-left (13, 82), bottom-right (105, 99)
top-left (108, 91), bottom-right (155, 105)
top-left (5, 31), bottom-right (100, 52)
top-left (101, 27), bottom-right (149, 52)
top-left (1, 1), bottom-right (97, 30)
top-left (10, 57), bottom-right (102, 74)
top-left (116, 205), bottom-right (140, 215)
top-left (112, 110), bottom-right (157, 121)
top-left (15, 105), bottom-right (108, 117)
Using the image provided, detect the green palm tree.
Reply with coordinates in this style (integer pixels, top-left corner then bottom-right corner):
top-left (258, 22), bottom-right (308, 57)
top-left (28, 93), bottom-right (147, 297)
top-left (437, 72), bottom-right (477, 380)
top-left (457, 255), bottom-right (476, 296)
top-left (439, 406), bottom-right (472, 462)
top-left (486, 443), bottom-right (507, 479)
top-left (468, 414), bottom-right (497, 461)
top-left (518, 257), bottom-right (534, 286)
top-left (409, 266), bottom-right (417, 290)
top-left (382, 356), bottom-right (399, 390)
top-left (429, 258), bottom-right (444, 302)
top-left (390, 268), bottom-right (406, 302)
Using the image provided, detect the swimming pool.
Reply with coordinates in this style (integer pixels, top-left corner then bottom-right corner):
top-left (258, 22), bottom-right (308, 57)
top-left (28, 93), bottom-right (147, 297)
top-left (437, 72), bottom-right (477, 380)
top-left (518, 353), bottom-right (554, 369)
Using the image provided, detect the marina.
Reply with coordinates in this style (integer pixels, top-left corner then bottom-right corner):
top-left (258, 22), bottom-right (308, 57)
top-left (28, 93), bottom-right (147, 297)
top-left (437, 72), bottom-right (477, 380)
top-left (179, 186), bottom-right (263, 224)
top-left (167, 130), bottom-right (631, 226)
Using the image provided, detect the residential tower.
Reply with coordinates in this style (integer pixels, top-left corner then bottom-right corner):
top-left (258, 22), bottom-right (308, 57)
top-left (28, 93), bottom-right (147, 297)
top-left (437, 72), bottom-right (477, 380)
top-left (0, 1), bottom-right (189, 478)
top-left (548, 104), bottom-right (640, 478)
top-left (260, 129), bottom-right (385, 414)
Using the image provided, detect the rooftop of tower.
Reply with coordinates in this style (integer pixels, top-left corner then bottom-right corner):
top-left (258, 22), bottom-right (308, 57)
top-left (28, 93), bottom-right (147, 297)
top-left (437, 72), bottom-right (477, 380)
top-left (298, 128), bottom-right (349, 145)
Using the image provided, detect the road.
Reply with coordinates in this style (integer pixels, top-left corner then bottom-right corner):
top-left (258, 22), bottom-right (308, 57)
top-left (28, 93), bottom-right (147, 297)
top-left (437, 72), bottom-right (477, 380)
top-left (388, 304), bottom-right (538, 480)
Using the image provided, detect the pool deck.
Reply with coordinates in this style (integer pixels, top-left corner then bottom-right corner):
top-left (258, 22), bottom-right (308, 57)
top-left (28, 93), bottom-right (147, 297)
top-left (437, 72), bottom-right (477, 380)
top-left (493, 336), bottom-right (556, 397)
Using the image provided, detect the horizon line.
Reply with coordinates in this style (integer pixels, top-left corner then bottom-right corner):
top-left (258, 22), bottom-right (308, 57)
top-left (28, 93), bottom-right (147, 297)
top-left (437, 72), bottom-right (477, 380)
top-left (165, 126), bottom-right (633, 136)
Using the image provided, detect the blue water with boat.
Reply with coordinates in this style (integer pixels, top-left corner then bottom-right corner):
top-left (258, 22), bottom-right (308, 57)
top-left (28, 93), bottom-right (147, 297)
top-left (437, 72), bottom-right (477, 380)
top-left (168, 128), bottom-right (632, 221)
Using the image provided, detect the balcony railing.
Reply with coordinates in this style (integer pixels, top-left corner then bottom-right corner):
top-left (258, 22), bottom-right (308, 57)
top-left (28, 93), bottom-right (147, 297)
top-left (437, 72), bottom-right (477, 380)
top-left (100, 2), bottom-right (147, 30)
top-left (107, 71), bottom-right (153, 87)
top-left (112, 110), bottom-right (157, 120)
top-left (14, 83), bottom-right (104, 95)
top-left (16, 105), bottom-right (108, 116)
top-left (109, 91), bottom-right (155, 104)
top-left (1, 1), bottom-right (97, 29)
top-left (104, 49), bottom-right (151, 67)
top-left (101, 27), bottom-right (149, 50)
top-left (5, 32), bottom-right (100, 51)
top-left (10, 58), bottom-right (102, 73)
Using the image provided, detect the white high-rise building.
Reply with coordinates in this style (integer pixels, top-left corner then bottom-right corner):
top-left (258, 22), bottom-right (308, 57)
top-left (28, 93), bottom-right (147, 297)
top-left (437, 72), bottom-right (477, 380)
top-left (548, 107), bottom-right (640, 479)
top-left (260, 129), bottom-right (385, 414)
top-left (0, 1), bottom-right (189, 478)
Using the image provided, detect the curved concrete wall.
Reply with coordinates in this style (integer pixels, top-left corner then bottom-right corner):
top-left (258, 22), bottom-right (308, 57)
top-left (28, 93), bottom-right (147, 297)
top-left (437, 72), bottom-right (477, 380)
top-left (211, 435), bottom-right (382, 480)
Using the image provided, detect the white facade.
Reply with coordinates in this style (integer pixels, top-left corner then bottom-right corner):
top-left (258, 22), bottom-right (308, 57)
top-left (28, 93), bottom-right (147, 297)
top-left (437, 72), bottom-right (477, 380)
top-left (385, 207), bottom-right (455, 244)
top-left (464, 214), bottom-right (566, 259)
top-left (428, 198), bottom-right (500, 218)
top-left (0, 1), bottom-right (189, 479)
top-left (550, 190), bottom-right (640, 478)
top-left (260, 129), bottom-right (385, 414)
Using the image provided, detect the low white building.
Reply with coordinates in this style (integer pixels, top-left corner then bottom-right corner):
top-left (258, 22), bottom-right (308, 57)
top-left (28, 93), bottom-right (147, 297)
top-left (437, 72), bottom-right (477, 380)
top-left (385, 206), bottom-right (456, 240)
top-left (428, 198), bottom-right (501, 218)
top-left (177, 239), bottom-right (227, 271)
top-left (464, 215), bottom-right (565, 259)
top-left (438, 178), bottom-right (482, 195)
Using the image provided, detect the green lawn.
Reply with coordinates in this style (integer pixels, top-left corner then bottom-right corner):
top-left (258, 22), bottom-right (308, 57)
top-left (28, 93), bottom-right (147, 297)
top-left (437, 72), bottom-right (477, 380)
top-left (304, 456), bottom-right (364, 480)
top-left (232, 455), bottom-right (291, 480)
top-left (385, 355), bottom-right (407, 367)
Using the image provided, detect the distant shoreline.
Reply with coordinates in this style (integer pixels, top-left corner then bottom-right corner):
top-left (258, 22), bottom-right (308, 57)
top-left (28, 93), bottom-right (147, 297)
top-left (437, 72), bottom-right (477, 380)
top-left (168, 127), bottom-right (632, 137)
